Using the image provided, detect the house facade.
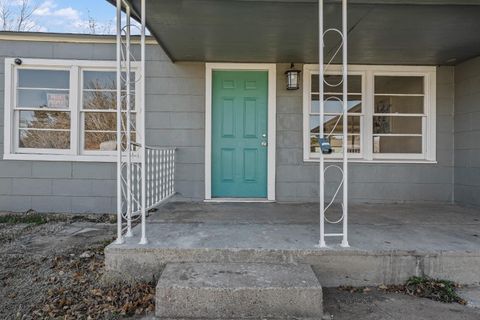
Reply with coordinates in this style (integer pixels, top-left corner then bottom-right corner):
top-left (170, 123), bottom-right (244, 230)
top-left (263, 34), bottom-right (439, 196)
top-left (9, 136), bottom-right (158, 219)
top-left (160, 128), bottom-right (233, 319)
top-left (1, 1), bottom-right (480, 214)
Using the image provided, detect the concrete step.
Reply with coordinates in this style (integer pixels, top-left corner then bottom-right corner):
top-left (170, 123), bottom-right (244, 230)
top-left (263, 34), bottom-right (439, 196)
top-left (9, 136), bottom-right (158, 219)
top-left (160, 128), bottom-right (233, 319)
top-left (156, 262), bottom-right (323, 319)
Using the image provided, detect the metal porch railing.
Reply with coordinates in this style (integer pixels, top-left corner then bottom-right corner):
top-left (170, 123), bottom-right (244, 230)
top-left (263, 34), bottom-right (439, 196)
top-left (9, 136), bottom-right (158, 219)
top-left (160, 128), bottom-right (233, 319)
top-left (145, 146), bottom-right (176, 210)
top-left (117, 144), bottom-right (176, 245)
top-left (115, 0), bottom-right (174, 245)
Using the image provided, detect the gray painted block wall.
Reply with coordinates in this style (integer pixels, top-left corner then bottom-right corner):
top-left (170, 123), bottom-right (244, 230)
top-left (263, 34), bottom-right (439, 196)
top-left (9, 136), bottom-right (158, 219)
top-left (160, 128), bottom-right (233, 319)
top-left (0, 38), bottom-right (457, 213)
top-left (454, 57), bottom-right (480, 207)
top-left (0, 40), bottom-right (122, 213)
top-left (0, 40), bottom-right (179, 213)
top-left (0, 39), bottom-right (206, 213)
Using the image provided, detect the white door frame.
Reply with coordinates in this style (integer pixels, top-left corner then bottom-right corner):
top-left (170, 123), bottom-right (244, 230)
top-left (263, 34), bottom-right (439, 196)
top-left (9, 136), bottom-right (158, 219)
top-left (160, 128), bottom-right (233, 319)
top-left (205, 63), bottom-right (276, 201)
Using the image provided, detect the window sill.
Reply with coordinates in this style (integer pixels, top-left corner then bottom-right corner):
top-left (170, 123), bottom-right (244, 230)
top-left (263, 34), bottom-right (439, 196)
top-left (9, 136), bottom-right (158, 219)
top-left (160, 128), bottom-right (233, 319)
top-left (303, 158), bottom-right (438, 164)
top-left (3, 153), bottom-right (121, 163)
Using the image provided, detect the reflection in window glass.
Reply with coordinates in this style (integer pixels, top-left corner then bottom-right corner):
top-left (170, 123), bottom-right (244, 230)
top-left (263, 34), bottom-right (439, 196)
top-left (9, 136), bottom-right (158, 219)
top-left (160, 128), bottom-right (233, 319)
top-left (18, 70), bottom-right (69, 89)
top-left (19, 111), bottom-right (70, 129)
top-left (83, 91), bottom-right (135, 110)
top-left (82, 71), bottom-right (136, 152)
top-left (84, 132), bottom-right (136, 151)
top-left (373, 136), bottom-right (422, 154)
top-left (374, 76), bottom-right (423, 94)
top-left (309, 74), bottom-right (363, 156)
top-left (374, 96), bottom-right (423, 114)
top-left (83, 71), bottom-right (135, 90)
top-left (373, 116), bottom-right (422, 135)
top-left (311, 74), bottom-right (362, 93)
top-left (16, 69), bottom-right (71, 151)
top-left (311, 95), bottom-right (362, 113)
top-left (373, 75), bottom-right (425, 155)
top-left (17, 89), bottom-right (69, 109)
top-left (84, 132), bottom-right (117, 151)
top-left (83, 91), bottom-right (116, 110)
top-left (84, 112), bottom-right (116, 131)
top-left (311, 135), bottom-right (361, 154)
top-left (310, 115), bottom-right (361, 135)
top-left (19, 130), bottom-right (70, 149)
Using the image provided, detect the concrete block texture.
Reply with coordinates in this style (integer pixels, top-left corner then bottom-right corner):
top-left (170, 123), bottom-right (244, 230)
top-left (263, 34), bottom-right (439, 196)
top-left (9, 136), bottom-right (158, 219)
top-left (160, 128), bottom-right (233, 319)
top-left (0, 38), bottom-right (461, 211)
top-left (0, 39), bottom-right (205, 211)
top-left (156, 263), bottom-right (323, 319)
top-left (454, 56), bottom-right (480, 207)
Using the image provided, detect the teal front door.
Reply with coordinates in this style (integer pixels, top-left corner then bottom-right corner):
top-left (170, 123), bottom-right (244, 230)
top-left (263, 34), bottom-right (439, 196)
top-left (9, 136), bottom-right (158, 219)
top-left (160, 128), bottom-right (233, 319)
top-left (212, 71), bottom-right (268, 198)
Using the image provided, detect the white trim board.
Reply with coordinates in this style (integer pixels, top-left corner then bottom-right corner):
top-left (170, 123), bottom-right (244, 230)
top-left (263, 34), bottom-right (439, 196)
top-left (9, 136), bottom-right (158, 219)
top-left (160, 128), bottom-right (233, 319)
top-left (205, 63), bottom-right (277, 201)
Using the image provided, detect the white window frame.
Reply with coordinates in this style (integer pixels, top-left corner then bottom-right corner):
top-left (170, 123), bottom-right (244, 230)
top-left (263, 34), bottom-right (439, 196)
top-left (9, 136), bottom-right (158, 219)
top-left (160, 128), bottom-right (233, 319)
top-left (3, 58), bottom-right (141, 162)
top-left (303, 67), bottom-right (366, 160)
top-left (303, 64), bottom-right (437, 163)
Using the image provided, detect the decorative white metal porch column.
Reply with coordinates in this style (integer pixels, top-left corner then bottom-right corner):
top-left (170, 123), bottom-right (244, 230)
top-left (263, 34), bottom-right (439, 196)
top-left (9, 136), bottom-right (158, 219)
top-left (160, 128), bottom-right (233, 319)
top-left (318, 0), bottom-right (350, 248)
top-left (115, 0), bottom-right (176, 245)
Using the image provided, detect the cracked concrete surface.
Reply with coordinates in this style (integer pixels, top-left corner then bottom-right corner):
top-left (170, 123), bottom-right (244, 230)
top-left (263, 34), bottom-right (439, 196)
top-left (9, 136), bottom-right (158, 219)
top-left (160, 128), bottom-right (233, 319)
top-left (106, 202), bottom-right (480, 286)
top-left (128, 202), bottom-right (480, 251)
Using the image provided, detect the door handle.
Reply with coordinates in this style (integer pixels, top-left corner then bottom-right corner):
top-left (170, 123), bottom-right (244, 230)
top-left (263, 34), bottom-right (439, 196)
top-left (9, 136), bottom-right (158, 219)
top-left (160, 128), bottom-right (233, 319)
top-left (261, 141), bottom-right (268, 147)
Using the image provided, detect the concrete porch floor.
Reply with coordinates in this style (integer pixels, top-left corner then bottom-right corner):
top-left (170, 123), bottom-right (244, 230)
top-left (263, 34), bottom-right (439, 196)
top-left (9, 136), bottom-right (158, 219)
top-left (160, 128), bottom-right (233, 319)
top-left (119, 202), bottom-right (480, 251)
top-left (105, 202), bottom-right (480, 286)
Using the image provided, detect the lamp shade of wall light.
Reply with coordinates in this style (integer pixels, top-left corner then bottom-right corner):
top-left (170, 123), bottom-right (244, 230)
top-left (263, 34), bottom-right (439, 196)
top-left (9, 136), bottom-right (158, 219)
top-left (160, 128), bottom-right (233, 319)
top-left (285, 63), bottom-right (301, 90)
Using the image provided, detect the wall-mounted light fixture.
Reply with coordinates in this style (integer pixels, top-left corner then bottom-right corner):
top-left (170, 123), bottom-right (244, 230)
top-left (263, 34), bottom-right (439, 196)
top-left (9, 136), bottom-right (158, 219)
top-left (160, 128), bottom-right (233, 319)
top-left (285, 63), bottom-right (301, 90)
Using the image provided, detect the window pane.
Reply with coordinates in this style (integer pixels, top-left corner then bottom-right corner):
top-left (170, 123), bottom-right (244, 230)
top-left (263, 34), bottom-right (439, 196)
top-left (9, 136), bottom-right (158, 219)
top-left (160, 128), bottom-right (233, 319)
top-left (83, 71), bottom-right (135, 90)
top-left (373, 116), bottom-right (422, 135)
top-left (83, 91), bottom-right (135, 110)
top-left (84, 112), bottom-right (116, 131)
top-left (312, 94), bottom-right (362, 113)
top-left (84, 132), bottom-right (136, 151)
top-left (17, 89), bottom-right (69, 109)
top-left (329, 135), bottom-right (361, 154)
top-left (311, 134), bottom-right (360, 154)
top-left (310, 135), bottom-right (319, 153)
top-left (375, 76), bottom-right (423, 95)
top-left (374, 96), bottom-right (423, 114)
top-left (310, 115), bottom-right (361, 135)
top-left (19, 129), bottom-right (70, 149)
top-left (19, 111), bottom-right (70, 129)
top-left (84, 112), bottom-right (136, 131)
top-left (83, 91), bottom-right (115, 110)
top-left (18, 70), bottom-right (69, 89)
top-left (311, 75), bottom-right (362, 93)
top-left (373, 136), bottom-right (422, 154)
top-left (84, 132), bottom-right (117, 151)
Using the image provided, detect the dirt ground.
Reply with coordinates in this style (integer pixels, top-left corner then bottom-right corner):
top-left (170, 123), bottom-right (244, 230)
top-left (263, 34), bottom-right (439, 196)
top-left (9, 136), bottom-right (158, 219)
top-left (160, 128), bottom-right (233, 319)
top-left (0, 213), bottom-right (155, 319)
top-left (1, 213), bottom-right (479, 320)
top-left (323, 287), bottom-right (480, 320)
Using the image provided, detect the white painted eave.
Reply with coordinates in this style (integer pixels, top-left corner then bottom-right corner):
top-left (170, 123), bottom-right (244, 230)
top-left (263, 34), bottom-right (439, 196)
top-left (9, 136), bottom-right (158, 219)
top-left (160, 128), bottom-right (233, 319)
top-left (0, 31), bottom-right (157, 45)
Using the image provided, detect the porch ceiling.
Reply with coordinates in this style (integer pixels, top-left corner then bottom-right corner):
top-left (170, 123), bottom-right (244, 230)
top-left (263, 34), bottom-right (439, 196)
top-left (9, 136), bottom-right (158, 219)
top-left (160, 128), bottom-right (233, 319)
top-left (118, 0), bottom-right (480, 65)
